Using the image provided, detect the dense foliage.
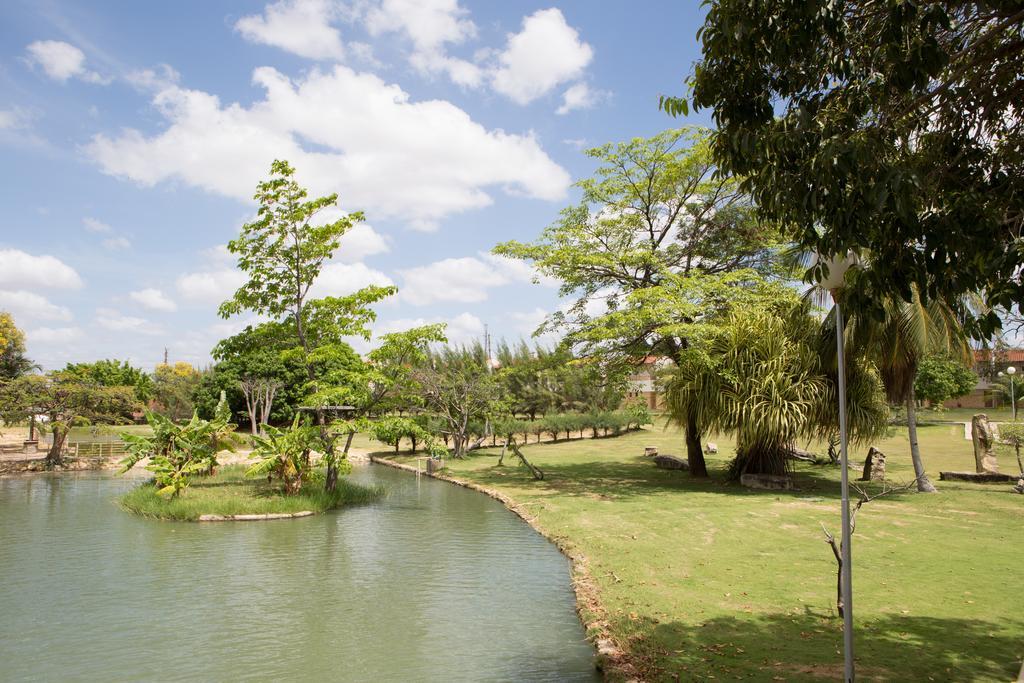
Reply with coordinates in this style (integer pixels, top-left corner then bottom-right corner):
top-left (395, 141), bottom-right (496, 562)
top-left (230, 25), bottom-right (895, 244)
top-left (666, 304), bottom-right (888, 477)
top-left (914, 356), bottom-right (978, 408)
top-left (0, 312), bottom-right (34, 379)
top-left (683, 0), bottom-right (1024, 334)
top-left (63, 359), bottom-right (154, 402)
top-left (120, 406), bottom-right (238, 497)
top-left (218, 159), bottom-right (398, 491)
top-left (152, 362), bottom-right (202, 421)
top-left (0, 372), bottom-right (138, 467)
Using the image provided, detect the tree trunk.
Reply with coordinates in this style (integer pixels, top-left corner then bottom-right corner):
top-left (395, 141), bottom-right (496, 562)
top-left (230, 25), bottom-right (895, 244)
top-left (906, 388), bottom-right (937, 493)
top-left (46, 429), bottom-right (66, 469)
top-left (685, 415), bottom-right (708, 477)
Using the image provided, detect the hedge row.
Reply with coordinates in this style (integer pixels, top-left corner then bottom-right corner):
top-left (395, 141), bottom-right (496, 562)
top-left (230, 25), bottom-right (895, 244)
top-left (486, 406), bottom-right (653, 444)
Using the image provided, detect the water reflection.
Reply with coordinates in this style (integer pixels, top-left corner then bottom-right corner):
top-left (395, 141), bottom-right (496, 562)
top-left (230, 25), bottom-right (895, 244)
top-left (0, 465), bottom-right (597, 682)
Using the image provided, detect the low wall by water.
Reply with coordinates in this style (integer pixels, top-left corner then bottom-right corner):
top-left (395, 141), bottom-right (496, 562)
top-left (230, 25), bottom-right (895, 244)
top-left (0, 456), bottom-right (114, 475)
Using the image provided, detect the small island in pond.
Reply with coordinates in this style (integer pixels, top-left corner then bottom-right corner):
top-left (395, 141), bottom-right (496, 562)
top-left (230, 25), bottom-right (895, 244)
top-left (121, 464), bottom-right (381, 522)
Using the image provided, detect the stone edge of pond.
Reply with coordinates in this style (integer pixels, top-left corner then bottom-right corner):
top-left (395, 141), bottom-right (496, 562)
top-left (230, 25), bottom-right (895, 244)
top-left (197, 511), bottom-right (316, 522)
top-left (369, 455), bottom-right (637, 682)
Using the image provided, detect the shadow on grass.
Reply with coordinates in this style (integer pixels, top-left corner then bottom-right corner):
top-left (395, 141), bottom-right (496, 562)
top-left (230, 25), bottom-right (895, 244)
top-left (621, 610), bottom-right (1022, 681)
top-left (455, 452), bottom-right (913, 504)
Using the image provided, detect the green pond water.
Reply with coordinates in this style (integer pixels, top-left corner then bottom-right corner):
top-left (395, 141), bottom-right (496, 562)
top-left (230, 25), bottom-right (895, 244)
top-left (0, 464), bottom-right (598, 681)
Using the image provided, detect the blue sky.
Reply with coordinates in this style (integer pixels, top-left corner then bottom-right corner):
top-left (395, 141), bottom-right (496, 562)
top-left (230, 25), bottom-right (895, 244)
top-left (0, 0), bottom-right (710, 370)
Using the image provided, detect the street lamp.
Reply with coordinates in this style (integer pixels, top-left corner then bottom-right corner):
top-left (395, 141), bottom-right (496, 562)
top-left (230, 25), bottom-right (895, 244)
top-left (816, 251), bottom-right (859, 683)
top-left (1000, 366), bottom-right (1017, 421)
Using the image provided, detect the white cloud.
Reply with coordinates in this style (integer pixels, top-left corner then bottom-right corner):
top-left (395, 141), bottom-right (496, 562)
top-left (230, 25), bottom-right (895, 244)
top-left (364, 0), bottom-right (481, 86)
top-left (0, 290), bottom-right (72, 322)
top-left (24, 40), bottom-right (108, 84)
top-left (0, 249), bottom-right (82, 290)
top-left (102, 236), bottom-right (131, 250)
top-left (338, 223), bottom-right (389, 262)
top-left (27, 326), bottom-right (81, 345)
top-left (130, 287), bottom-right (177, 312)
top-left (176, 268), bottom-right (247, 302)
top-left (562, 137), bottom-right (588, 150)
top-left (235, 0), bottom-right (345, 60)
top-left (480, 252), bottom-right (558, 287)
top-left (398, 252), bottom-right (554, 306)
top-left (490, 8), bottom-right (593, 105)
top-left (556, 82), bottom-right (607, 115)
top-left (95, 307), bottom-right (162, 335)
top-left (399, 256), bottom-right (506, 305)
top-left (376, 311), bottom-right (483, 346)
top-left (86, 65), bottom-right (570, 230)
top-left (311, 262), bottom-right (394, 297)
top-left (0, 108), bottom-right (31, 131)
top-left (125, 64), bottom-right (180, 92)
top-left (82, 217), bottom-right (112, 233)
top-left (508, 307), bottom-right (559, 345)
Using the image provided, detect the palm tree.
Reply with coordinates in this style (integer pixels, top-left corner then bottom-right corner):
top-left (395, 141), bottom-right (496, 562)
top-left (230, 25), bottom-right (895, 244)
top-left (838, 287), bottom-right (971, 492)
top-left (665, 302), bottom-right (888, 478)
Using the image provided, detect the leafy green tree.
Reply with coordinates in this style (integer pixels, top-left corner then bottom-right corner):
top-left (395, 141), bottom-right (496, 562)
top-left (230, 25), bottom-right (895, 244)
top-left (682, 1), bottom-right (1024, 333)
top-left (197, 321), bottom-right (365, 434)
top-left (0, 312), bottom-right (35, 379)
top-left (360, 325), bottom-right (447, 417)
top-left (914, 356), bottom-right (978, 408)
top-left (666, 305), bottom-right (888, 477)
top-left (496, 129), bottom-right (783, 476)
top-left (415, 347), bottom-right (503, 458)
top-left (0, 373), bottom-right (138, 467)
top-left (219, 159), bottom-right (396, 491)
top-left (63, 359), bottom-right (154, 402)
top-left (494, 341), bottom-right (557, 420)
top-left (152, 361), bottom-right (202, 421)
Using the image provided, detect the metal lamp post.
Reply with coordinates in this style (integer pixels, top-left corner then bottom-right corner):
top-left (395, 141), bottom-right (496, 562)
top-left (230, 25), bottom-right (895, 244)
top-left (818, 251), bottom-right (859, 683)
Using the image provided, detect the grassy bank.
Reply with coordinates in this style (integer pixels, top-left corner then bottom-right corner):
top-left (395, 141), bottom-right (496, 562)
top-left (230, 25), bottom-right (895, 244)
top-left (383, 423), bottom-right (1023, 681)
top-left (120, 465), bottom-right (383, 521)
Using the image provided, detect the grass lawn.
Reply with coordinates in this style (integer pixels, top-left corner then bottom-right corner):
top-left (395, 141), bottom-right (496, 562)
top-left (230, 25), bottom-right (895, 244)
top-left (120, 465), bottom-right (382, 521)
top-left (382, 423), bottom-right (1023, 681)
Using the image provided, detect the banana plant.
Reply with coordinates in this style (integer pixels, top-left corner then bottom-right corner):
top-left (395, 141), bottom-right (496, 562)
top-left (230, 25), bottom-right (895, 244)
top-left (120, 410), bottom-right (240, 497)
top-left (247, 416), bottom-right (336, 494)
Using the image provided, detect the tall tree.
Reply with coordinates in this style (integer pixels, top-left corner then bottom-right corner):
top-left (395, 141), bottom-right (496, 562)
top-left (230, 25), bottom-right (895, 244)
top-left (219, 160), bottom-right (396, 491)
top-left (496, 130), bottom-right (782, 475)
top-left (152, 361), bottom-right (202, 421)
top-left (682, 1), bottom-right (1024, 334)
top-left (415, 347), bottom-right (502, 458)
top-left (0, 312), bottom-right (34, 379)
top-left (665, 303), bottom-right (888, 477)
top-left (0, 373), bottom-right (137, 468)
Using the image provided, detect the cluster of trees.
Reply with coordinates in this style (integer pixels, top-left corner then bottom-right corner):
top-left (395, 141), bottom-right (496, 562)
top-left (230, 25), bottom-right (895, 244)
top-left (499, 122), bottom-right (985, 490)
top-left (371, 406), bottom-right (652, 456)
top-left (0, 329), bottom-right (217, 469)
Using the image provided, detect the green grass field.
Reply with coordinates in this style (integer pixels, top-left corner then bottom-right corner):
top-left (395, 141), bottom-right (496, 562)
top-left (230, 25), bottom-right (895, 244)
top-left (120, 465), bottom-right (382, 521)
top-left (382, 423), bottom-right (1023, 681)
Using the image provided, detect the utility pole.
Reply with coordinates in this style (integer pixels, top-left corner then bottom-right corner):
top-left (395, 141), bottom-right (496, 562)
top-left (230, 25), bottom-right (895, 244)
top-left (484, 324), bottom-right (492, 374)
